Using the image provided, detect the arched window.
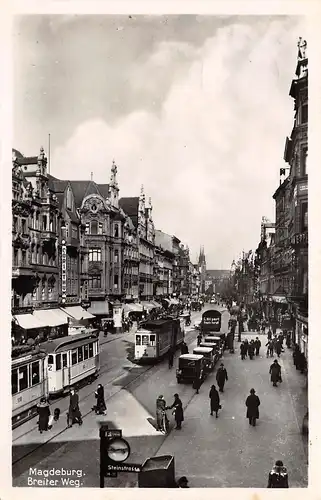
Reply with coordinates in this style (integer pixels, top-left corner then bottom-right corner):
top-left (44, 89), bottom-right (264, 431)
top-left (66, 187), bottom-right (72, 210)
top-left (91, 221), bottom-right (98, 234)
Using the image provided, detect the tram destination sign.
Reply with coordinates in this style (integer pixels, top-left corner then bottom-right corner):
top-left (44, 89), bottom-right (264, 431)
top-left (106, 429), bottom-right (122, 439)
top-left (203, 317), bottom-right (220, 325)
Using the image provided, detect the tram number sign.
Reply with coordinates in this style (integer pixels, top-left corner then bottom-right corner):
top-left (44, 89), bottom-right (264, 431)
top-left (105, 471), bottom-right (118, 478)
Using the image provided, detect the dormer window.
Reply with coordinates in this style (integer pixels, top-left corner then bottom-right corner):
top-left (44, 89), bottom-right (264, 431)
top-left (114, 224), bottom-right (119, 238)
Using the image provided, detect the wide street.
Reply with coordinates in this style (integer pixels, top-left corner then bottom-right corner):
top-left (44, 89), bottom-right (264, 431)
top-left (12, 305), bottom-right (308, 488)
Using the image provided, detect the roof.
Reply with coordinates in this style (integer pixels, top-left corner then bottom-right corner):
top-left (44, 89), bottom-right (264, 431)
top-left (66, 209), bottom-right (80, 223)
top-left (69, 180), bottom-right (101, 208)
top-left (40, 330), bottom-right (98, 353)
top-left (12, 148), bottom-right (24, 159)
top-left (119, 197), bottom-right (139, 227)
top-left (97, 183), bottom-right (110, 199)
top-left (16, 156), bottom-right (38, 166)
top-left (193, 347), bottom-right (213, 353)
top-left (140, 319), bottom-right (174, 330)
top-left (51, 179), bottom-right (69, 193)
top-left (179, 354), bottom-right (204, 360)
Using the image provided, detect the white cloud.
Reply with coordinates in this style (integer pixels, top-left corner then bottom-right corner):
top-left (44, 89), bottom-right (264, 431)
top-left (51, 17), bottom-right (305, 268)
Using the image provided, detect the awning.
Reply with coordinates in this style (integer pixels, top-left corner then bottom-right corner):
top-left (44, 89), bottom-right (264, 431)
top-left (13, 314), bottom-right (44, 330)
top-left (123, 303), bottom-right (143, 314)
top-left (169, 298), bottom-right (179, 305)
top-left (87, 300), bottom-right (109, 316)
top-left (141, 301), bottom-right (157, 311)
top-left (61, 306), bottom-right (95, 321)
top-left (163, 298), bottom-right (170, 304)
top-left (33, 308), bottom-right (70, 327)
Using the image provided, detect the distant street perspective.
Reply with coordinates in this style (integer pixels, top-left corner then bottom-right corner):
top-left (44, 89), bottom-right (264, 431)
top-left (11, 15), bottom-right (308, 489)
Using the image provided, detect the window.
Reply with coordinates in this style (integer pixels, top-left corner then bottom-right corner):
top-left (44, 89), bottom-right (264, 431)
top-left (85, 223), bottom-right (89, 235)
top-left (31, 361), bottom-right (40, 385)
top-left (98, 222), bottom-right (103, 234)
top-left (13, 216), bottom-right (18, 233)
top-left (114, 249), bottom-right (119, 263)
top-left (88, 343), bottom-right (94, 358)
top-left (12, 369), bottom-right (18, 394)
top-left (13, 249), bottom-right (18, 266)
top-left (48, 355), bottom-right (54, 365)
top-left (301, 104), bottom-right (308, 124)
top-left (301, 203), bottom-right (308, 231)
top-left (89, 248), bottom-right (101, 262)
top-left (56, 354), bottom-right (61, 371)
top-left (88, 275), bottom-right (101, 289)
top-left (114, 275), bottom-right (119, 288)
top-left (301, 146), bottom-right (308, 176)
top-left (91, 221), bottom-right (98, 234)
top-left (66, 188), bottom-right (72, 210)
top-left (150, 335), bottom-right (156, 346)
top-left (21, 219), bottom-right (26, 234)
top-left (48, 284), bottom-right (54, 300)
top-left (77, 346), bottom-right (83, 362)
top-left (41, 280), bottom-right (46, 300)
top-left (71, 225), bottom-right (78, 239)
top-left (71, 350), bottom-right (77, 365)
top-left (114, 224), bottom-right (119, 238)
top-left (49, 218), bottom-right (54, 232)
top-left (42, 215), bottom-right (47, 231)
top-left (84, 344), bottom-right (89, 360)
top-left (21, 251), bottom-right (26, 266)
top-left (62, 353), bottom-right (68, 367)
top-left (65, 223), bottom-right (69, 238)
top-left (136, 335), bottom-right (141, 346)
top-left (19, 365), bottom-right (28, 391)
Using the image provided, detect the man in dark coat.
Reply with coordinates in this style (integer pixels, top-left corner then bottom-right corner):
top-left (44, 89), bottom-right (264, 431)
top-left (37, 397), bottom-right (50, 433)
top-left (245, 388), bottom-right (260, 426)
top-left (194, 374), bottom-right (201, 394)
top-left (168, 394), bottom-right (184, 429)
top-left (267, 460), bottom-right (289, 488)
top-left (240, 342), bottom-right (246, 360)
top-left (269, 359), bottom-right (282, 387)
top-left (67, 388), bottom-right (82, 427)
top-left (254, 337), bottom-right (261, 356)
top-left (243, 339), bottom-right (249, 358)
top-left (275, 340), bottom-right (283, 358)
top-left (293, 344), bottom-right (300, 368)
top-left (209, 385), bottom-right (220, 418)
top-left (216, 363), bottom-right (228, 392)
top-left (180, 341), bottom-right (188, 355)
top-left (168, 346), bottom-right (175, 369)
top-left (248, 340), bottom-right (255, 360)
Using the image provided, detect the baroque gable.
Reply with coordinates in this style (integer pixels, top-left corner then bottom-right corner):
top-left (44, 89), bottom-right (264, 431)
top-left (80, 194), bottom-right (111, 218)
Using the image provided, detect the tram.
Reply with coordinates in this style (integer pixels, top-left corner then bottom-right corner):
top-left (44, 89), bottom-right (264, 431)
top-left (41, 329), bottom-right (100, 397)
top-left (135, 317), bottom-right (184, 363)
top-left (12, 346), bottom-right (47, 428)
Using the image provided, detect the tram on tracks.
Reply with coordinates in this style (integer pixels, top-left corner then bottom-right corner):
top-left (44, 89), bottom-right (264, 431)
top-left (41, 329), bottom-right (100, 397)
top-left (135, 317), bottom-right (184, 363)
top-left (12, 346), bottom-right (48, 429)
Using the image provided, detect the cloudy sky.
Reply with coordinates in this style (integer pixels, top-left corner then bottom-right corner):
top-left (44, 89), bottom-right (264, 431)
top-left (13, 15), bottom-right (306, 268)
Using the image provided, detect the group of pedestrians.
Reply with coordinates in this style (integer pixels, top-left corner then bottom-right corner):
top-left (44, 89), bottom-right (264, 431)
top-left (156, 393), bottom-right (184, 431)
top-left (240, 337), bottom-right (261, 360)
top-left (266, 331), bottom-right (285, 358)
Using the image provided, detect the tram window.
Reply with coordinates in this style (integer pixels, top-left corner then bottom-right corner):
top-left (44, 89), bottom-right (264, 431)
top-left (31, 361), bottom-right (40, 385)
top-left (12, 369), bottom-right (18, 395)
top-left (84, 344), bottom-right (89, 360)
top-left (56, 354), bottom-right (61, 371)
top-left (18, 365), bottom-right (28, 391)
top-left (71, 350), bottom-right (77, 365)
top-left (150, 335), bottom-right (156, 346)
top-left (88, 343), bottom-right (93, 358)
top-left (78, 346), bottom-right (83, 362)
top-left (136, 335), bottom-right (141, 345)
top-left (142, 335), bottom-right (149, 345)
top-left (48, 355), bottom-right (54, 365)
top-left (62, 353), bottom-right (68, 367)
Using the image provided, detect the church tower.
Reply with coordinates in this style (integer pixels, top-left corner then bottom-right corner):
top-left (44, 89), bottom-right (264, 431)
top-left (198, 246), bottom-right (207, 294)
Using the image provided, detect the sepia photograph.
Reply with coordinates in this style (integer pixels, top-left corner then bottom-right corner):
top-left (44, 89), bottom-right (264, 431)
top-left (10, 13), bottom-right (309, 489)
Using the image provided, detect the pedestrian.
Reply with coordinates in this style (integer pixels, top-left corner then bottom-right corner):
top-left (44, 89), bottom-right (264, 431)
top-left (37, 397), bottom-right (50, 434)
top-left (194, 374), bottom-right (201, 394)
top-left (286, 332), bottom-right (292, 348)
top-left (155, 395), bottom-right (168, 432)
top-left (240, 341), bottom-right (247, 360)
top-left (67, 388), bottom-right (82, 427)
top-left (261, 320), bottom-right (266, 334)
top-left (93, 384), bottom-right (107, 415)
top-left (248, 340), bottom-right (255, 360)
top-left (168, 394), bottom-right (184, 429)
top-left (266, 340), bottom-right (273, 358)
top-left (269, 359), bottom-right (282, 387)
top-left (267, 329), bottom-right (272, 341)
top-left (180, 341), bottom-right (188, 355)
top-left (245, 388), bottom-right (260, 427)
top-left (293, 344), bottom-right (300, 369)
top-left (197, 333), bottom-right (202, 346)
top-left (216, 363), bottom-right (228, 392)
top-left (209, 384), bottom-right (221, 418)
top-left (168, 346), bottom-right (175, 369)
top-left (177, 476), bottom-right (189, 488)
top-left (275, 340), bottom-right (283, 358)
top-left (267, 460), bottom-right (289, 488)
top-left (243, 339), bottom-right (249, 358)
top-left (254, 337), bottom-right (261, 356)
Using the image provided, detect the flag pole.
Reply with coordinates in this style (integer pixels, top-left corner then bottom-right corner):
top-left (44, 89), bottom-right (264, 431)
top-left (48, 133), bottom-right (51, 174)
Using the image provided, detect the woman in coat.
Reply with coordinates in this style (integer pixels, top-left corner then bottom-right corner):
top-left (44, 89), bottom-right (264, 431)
top-left (68, 388), bottom-right (82, 427)
top-left (269, 359), bottom-right (282, 387)
top-left (94, 384), bottom-right (107, 415)
top-left (209, 385), bottom-right (220, 418)
top-left (245, 388), bottom-right (260, 426)
top-left (168, 394), bottom-right (184, 429)
top-left (37, 397), bottom-right (50, 433)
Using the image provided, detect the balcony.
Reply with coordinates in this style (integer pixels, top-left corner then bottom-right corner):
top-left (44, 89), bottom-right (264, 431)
top-left (40, 230), bottom-right (57, 242)
top-left (13, 233), bottom-right (31, 249)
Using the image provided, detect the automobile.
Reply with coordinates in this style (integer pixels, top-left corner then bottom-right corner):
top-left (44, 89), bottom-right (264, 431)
top-left (193, 346), bottom-right (215, 372)
top-left (176, 354), bottom-right (206, 384)
top-left (204, 335), bottom-right (224, 355)
top-left (199, 341), bottom-right (221, 364)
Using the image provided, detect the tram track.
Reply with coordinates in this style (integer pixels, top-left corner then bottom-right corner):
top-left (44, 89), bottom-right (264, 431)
top-left (12, 326), bottom-right (199, 466)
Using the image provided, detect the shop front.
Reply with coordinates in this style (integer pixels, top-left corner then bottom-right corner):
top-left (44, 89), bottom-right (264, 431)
top-left (12, 307), bottom-right (70, 344)
top-left (60, 305), bottom-right (95, 334)
top-left (296, 313), bottom-right (308, 360)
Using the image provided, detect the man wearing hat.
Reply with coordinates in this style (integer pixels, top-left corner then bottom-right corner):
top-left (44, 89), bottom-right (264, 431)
top-left (267, 460), bottom-right (289, 488)
top-left (168, 393), bottom-right (184, 429)
top-left (177, 476), bottom-right (189, 488)
top-left (216, 363), bottom-right (228, 392)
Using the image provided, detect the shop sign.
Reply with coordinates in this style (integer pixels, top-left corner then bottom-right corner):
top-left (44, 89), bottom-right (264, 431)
top-left (61, 243), bottom-right (67, 296)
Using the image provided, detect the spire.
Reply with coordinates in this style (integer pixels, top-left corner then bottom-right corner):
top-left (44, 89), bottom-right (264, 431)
top-left (110, 159), bottom-right (118, 188)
